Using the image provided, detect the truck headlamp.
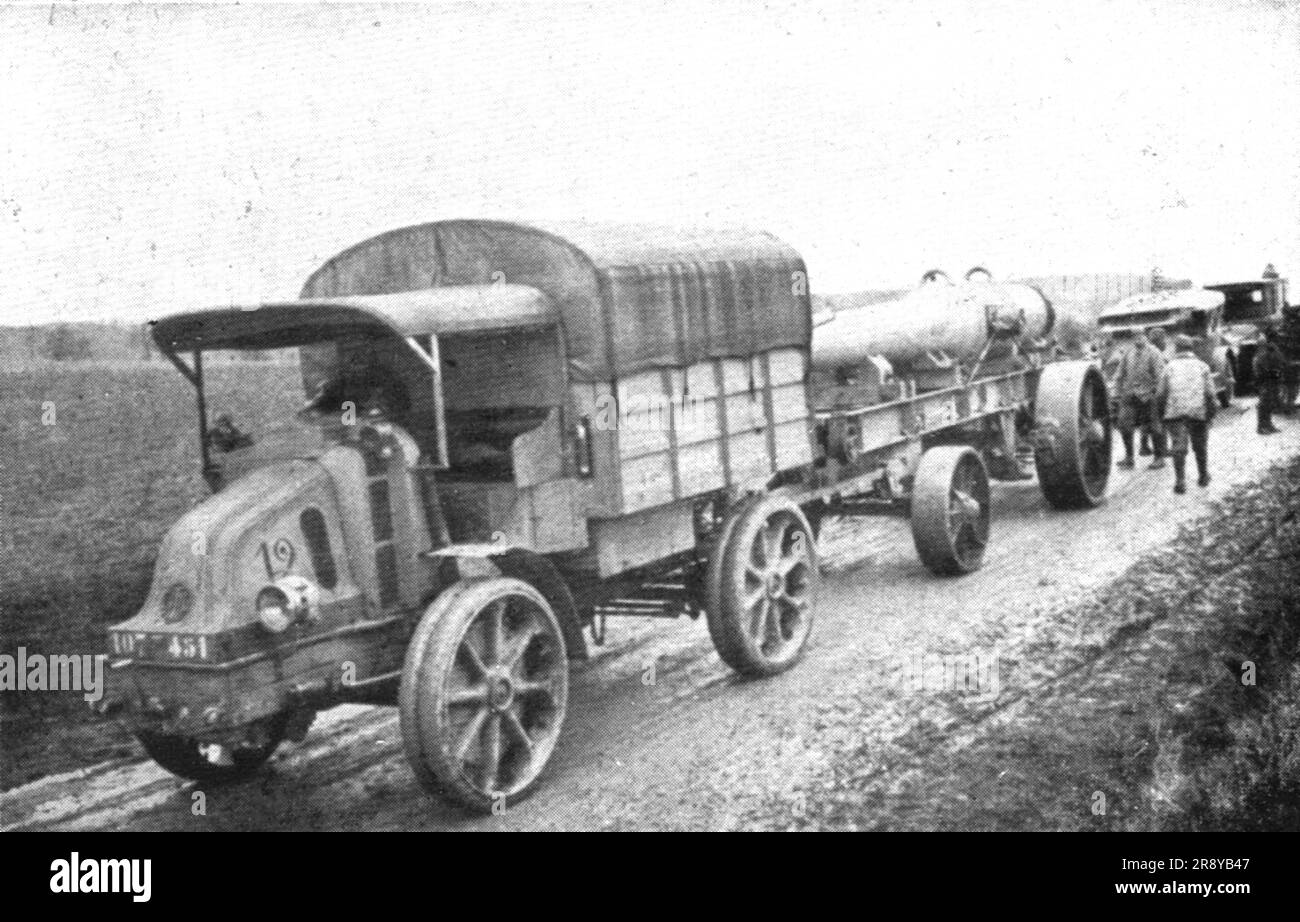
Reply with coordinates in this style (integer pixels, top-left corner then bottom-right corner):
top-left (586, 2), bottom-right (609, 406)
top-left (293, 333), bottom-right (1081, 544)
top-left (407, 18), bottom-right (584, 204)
top-left (256, 587), bottom-right (294, 633)
top-left (256, 576), bottom-right (320, 633)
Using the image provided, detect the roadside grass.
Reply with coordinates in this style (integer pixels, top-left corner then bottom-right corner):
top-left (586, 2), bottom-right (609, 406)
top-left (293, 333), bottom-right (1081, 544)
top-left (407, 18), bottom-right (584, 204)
top-left (775, 454), bottom-right (1300, 831)
top-left (0, 361), bottom-right (302, 789)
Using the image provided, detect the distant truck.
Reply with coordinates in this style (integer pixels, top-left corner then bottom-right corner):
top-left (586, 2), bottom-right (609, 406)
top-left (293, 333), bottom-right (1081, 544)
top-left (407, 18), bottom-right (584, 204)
top-left (1203, 270), bottom-right (1297, 406)
top-left (1096, 287), bottom-right (1236, 408)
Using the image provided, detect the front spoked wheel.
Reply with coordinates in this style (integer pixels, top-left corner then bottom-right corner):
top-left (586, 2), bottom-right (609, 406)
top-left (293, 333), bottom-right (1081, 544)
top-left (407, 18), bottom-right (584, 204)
top-left (399, 578), bottom-right (568, 812)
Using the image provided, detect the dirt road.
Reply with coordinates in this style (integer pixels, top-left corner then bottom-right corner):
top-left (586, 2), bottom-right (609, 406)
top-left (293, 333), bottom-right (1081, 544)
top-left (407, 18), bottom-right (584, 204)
top-left (2, 401), bottom-right (1295, 831)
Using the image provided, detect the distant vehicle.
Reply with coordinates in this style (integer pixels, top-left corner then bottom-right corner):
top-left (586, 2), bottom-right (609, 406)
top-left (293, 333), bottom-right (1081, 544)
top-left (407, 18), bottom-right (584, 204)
top-left (1096, 287), bottom-right (1236, 408)
top-left (1203, 271), bottom-right (1296, 404)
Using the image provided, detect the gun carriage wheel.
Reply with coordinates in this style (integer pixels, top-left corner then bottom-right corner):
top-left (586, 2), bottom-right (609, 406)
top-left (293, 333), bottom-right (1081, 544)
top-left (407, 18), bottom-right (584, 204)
top-left (1033, 361), bottom-right (1112, 509)
top-left (910, 446), bottom-right (991, 576)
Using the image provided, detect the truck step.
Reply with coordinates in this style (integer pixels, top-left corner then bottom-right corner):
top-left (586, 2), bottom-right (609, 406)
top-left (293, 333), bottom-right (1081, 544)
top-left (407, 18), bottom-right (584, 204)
top-left (591, 582), bottom-right (693, 619)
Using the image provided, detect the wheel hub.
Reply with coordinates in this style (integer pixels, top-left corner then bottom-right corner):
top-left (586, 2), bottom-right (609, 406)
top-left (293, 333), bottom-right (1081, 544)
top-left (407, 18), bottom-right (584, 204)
top-left (766, 571), bottom-right (785, 599)
top-left (487, 673), bottom-right (515, 711)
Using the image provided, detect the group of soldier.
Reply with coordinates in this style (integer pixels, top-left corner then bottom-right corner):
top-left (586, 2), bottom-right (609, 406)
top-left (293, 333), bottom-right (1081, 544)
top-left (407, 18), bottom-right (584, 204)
top-left (1104, 325), bottom-right (1290, 495)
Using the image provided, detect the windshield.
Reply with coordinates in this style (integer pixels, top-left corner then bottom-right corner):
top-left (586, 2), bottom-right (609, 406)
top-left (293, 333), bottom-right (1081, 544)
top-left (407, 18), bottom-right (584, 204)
top-left (199, 347), bottom-right (326, 487)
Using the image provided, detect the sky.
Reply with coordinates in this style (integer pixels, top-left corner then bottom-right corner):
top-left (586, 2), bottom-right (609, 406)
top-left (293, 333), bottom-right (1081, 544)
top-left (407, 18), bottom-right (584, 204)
top-left (2, 0), bottom-right (1298, 324)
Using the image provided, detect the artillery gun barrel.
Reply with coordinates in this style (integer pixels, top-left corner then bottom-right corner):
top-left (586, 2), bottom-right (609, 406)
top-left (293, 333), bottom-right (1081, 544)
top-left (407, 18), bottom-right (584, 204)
top-left (811, 272), bottom-right (1053, 370)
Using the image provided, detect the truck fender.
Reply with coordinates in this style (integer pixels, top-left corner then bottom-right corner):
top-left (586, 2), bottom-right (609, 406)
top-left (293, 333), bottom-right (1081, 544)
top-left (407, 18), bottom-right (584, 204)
top-left (423, 544), bottom-right (587, 661)
top-left (488, 549), bottom-right (589, 662)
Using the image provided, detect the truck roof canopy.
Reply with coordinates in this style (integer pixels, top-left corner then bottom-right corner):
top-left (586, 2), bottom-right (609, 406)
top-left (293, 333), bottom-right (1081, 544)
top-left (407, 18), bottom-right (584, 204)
top-left (1097, 287), bottom-right (1224, 324)
top-left (1203, 278), bottom-right (1286, 291)
top-left (151, 285), bottom-right (556, 352)
top-left (300, 219), bottom-right (811, 382)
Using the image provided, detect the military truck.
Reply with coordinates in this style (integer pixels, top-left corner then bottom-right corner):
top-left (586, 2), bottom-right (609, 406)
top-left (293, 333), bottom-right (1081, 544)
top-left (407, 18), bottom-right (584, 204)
top-left (1096, 287), bottom-right (1237, 407)
top-left (102, 221), bottom-right (1110, 811)
top-left (1205, 270), bottom-right (1297, 407)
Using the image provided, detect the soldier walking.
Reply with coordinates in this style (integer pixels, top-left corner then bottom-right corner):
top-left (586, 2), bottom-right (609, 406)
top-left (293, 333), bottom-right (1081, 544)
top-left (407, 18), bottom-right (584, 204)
top-left (1157, 334), bottom-right (1217, 494)
top-left (1139, 326), bottom-right (1170, 456)
top-left (1253, 327), bottom-right (1284, 435)
top-left (1101, 330), bottom-right (1128, 435)
top-left (1115, 327), bottom-right (1167, 469)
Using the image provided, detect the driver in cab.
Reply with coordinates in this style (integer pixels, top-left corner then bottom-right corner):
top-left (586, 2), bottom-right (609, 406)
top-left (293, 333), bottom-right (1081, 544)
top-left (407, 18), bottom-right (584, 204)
top-left (301, 344), bottom-right (411, 427)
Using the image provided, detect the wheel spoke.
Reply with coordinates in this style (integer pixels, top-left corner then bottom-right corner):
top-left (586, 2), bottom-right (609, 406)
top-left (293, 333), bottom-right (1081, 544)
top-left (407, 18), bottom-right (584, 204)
top-left (503, 711), bottom-right (534, 759)
top-left (483, 599), bottom-right (507, 666)
top-left (479, 713), bottom-right (503, 792)
top-left (448, 685), bottom-right (489, 708)
top-left (454, 707), bottom-right (490, 762)
top-left (779, 592), bottom-right (809, 613)
top-left (952, 482), bottom-right (987, 545)
top-left (515, 678), bottom-right (556, 703)
top-left (765, 598), bottom-right (784, 642)
top-left (950, 489), bottom-right (972, 530)
top-left (458, 639), bottom-right (489, 680)
top-left (750, 596), bottom-right (771, 641)
top-left (502, 625), bottom-right (542, 672)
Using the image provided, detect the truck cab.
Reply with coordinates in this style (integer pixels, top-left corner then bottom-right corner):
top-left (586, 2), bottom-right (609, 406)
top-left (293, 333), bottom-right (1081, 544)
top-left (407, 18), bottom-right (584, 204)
top-left (1203, 272), bottom-right (1292, 398)
top-left (1096, 287), bottom-right (1236, 407)
top-left (108, 282), bottom-right (601, 791)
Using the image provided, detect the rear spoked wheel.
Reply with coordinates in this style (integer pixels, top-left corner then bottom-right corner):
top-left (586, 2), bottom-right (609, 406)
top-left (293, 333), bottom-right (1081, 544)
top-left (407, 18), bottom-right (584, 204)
top-left (706, 494), bottom-right (819, 677)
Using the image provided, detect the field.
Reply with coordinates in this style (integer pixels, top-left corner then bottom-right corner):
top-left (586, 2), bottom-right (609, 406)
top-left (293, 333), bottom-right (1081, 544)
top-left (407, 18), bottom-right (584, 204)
top-left (0, 359), bottom-right (303, 788)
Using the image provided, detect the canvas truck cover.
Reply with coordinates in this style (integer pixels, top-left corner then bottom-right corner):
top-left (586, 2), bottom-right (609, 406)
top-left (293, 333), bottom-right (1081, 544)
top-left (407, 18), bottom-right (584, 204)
top-left (151, 286), bottom-right (558, 352)
top-left (299, 220), bottom-right (812, 383)
top-left (1097, 287), bottom-right (1226, 333)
